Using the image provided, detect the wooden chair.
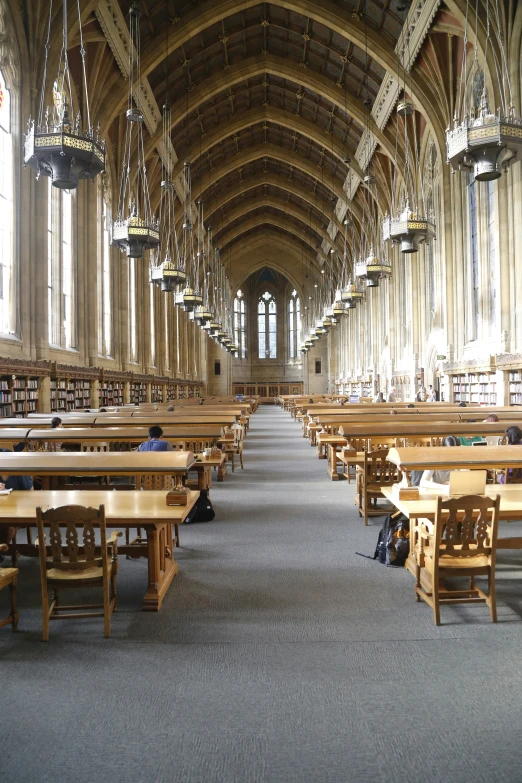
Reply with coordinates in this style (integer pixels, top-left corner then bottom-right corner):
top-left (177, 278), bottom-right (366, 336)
top-left (36, 504), bottom-right (121, 640)
top-left (359, 448), bottom-right (400, 526)
top-left (0, 544), bottom-right (18, 631)
top-left (413, 494), bottom-right (500, 625)
top-left (397, 436), bottom-right (434, 448)
top-left (81, 441), bottom-right (109, 452)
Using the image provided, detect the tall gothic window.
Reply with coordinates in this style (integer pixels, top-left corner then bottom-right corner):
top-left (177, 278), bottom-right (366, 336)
top-left (150, 283), bottom-right (156, 366)
top-left (469, 175), bottom-right (479, 339)
top-left (98, 197), bottom-right (112, 356)
top-left (62, 190), bottom-right (74, 348)
top-left (129, 258), bottom-right (137, 362)
top-left (47, 178), bottom-right (54, 344)
top-left (488, 181), bottom-right (497, 329)
top-left (234, 289), bottom-right (246, 358)
top-left (0, 70), bottom-right (13, 334)
top-left (258, 291), bottom-right (276, 359)
top-left (48, 181), bottom-right (75, 348)
top-left (288, 289), bottom-right (300, 358)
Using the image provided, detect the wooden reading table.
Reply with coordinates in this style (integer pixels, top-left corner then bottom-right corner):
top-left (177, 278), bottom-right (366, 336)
top-left (387, 445), bottom-right (522, 484)
top-left (381, 484), bottom-right (522, 551)
top-left (0, 451), bottom-right (195, 489)
top-left (0, 489), bottom-right (198, 611)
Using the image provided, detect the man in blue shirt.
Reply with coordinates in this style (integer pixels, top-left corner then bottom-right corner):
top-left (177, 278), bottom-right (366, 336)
top-left (137, 425), bottom-right (173, 452)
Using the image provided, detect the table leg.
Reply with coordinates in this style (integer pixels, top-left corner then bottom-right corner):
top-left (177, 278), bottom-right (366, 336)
top-left (142, 522), bottom-right (178, 612)
top-left (327, 444), bottom-right (340, 481)
top-left (217, 458), bottom-right (226, 482)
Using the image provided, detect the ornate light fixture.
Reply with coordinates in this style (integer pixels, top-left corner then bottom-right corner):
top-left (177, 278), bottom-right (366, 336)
top-left (382, 11), bottom-right (435, 254)
top-left (355, 247), bottom-right (392, 288)
top-left (446, 0), bottom-right (522, 180)
top-left (24, 0), bottom-right (105, 188)
top-left (150, 104), bottom-right (185, 291)
top-left (113, 3), bottom-right (159, 258)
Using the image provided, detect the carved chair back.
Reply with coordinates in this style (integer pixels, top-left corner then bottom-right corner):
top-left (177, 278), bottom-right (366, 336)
top-left (36, 504), bottom-right (108, 573)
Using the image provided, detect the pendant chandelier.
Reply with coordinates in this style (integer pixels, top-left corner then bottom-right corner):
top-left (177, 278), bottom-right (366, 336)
top-left (382, 14), bottom-right (435, 254)
top-left (339, 211), bottom-right (365, 307)
top-left (446, 0), bottom-right (522, 180)
top-left (112, 2), bottom-right (159, 259)
top-left (356, 161), bottom-right (392, 286)
top-left (175, 162), bottom-right (202, 311)
top-left (150, 103), bottom-right (186, 291)
top-left (24, 0), bottom-right (105, 188)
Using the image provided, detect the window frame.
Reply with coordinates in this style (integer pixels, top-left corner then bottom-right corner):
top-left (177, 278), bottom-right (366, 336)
top-left (258, 291), bottom-right (277, 359)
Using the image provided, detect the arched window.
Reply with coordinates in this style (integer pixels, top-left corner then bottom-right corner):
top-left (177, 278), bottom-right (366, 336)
top-left (468, 173), bottom-right (479, 339)
top-left (0, 69), bottom-right (13, 334)
top-left (288, 289), bottom-right (300, 358)
top-left (48, 179), bottom-right (76, 348)
top-left (129, 258), bottom-right (137, 362)
top-left (234, 289), bottom-right (246, 358)
top-left (258, 291), bottom-right (276, 359)
top-left (150, 283), bottom-right (156, 366)
top-left (98, 196), bottom-right (112, 356)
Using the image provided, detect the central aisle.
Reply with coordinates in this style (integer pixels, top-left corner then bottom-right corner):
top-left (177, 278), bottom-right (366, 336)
top-left (4, 405), bottom-right (522, 783)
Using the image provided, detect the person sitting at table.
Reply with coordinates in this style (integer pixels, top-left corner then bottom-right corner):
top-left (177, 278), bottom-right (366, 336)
top-left (374, 392), bottom-right (385, 403)
top-left (0, 447), bottom-right (34, 556)
top-left (390, 409), bottom-right (397, 415)
top-left (167, 405), bottom-right (175, 412)
top-left (481, 414), bottom-right (501, 446)
top-left (459, 421), bottom-right (484, 446)
top-left (137, 425), bottom-right (173, 452)
top-left (51, 417), bottom-right (62, 429)
top-left (498, 426), bottom-right (522, 483)
top-left (458, 402), bottom-right (467, 407)
top-left (420, 435), bottom-right (460, 489)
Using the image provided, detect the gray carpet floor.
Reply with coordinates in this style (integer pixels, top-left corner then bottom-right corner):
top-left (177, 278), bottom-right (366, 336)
top-left (3, 406), bottom-right (522, 782)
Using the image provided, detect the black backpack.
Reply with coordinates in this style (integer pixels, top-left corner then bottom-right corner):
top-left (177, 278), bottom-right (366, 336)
top-left (357, 511), bottom-right (410, 567)
top-left (184, 490), bottom-right (215, 523)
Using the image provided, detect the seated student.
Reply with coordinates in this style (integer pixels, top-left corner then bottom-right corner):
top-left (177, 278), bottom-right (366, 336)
top-left (458, 401), bottom-right (467, 407)
top-left (499, 426), bottom-right (522, 483)
top-left (482, 414), bottom-right (501, 446)
top-left (0, 447), bottom-right (33, 554)
top-left (167, 405), bottom-right (175, 412)
top-left (374, 392), bottom-right (385, 403)
top-left (407, 403), bottom-right (415, 408)
top-left (459, 421), bottom-right (483, 446)
top-left (99, 407), bottom-right (107, 413)
top-left (420, 435), bottom-right (460, 489)
top-left (137, 425), bottom-right (173, 452)
top-left (51, 416), bottom-right (62, 429)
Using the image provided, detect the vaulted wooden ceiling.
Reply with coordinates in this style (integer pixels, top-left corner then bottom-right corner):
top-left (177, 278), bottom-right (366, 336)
top-left (24, 0), bottom-right (493, 276)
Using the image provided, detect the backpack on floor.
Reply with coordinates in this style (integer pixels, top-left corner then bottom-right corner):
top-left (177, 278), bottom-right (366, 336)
top-left (357, 511), bottom-right (410, 567)
top-left (184, 490), bottom-right (215, 523)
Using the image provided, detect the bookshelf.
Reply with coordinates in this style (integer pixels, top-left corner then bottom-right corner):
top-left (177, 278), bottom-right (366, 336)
top-left (451, 371), bottom-right (497, 405)
top-left (178, 384), bottom-right (186, 400)
top-left (0, 375), bottom-right (40, 417)
top-left (336, 378), bottom-right (372, 398)
top-left (166, 382), bottom-right (177, 401)
top-left (507, 370), bottom-right (522, 405)
top-left (151, 382), bottom-right (163, 403)
top-left (99, 381), bottom-right (124, 408)
top-left (130, 381), bottom-right (147, 404)
top-left (50, 378), bottom-right (92, 412)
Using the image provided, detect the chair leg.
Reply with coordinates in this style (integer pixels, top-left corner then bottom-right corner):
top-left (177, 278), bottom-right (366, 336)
top-left (10, 579), bottom-right (19, 630)
top-left (488, 571), bottom-right (497, 623)
top-left (432, 583), bottom-right (441, 626)
top-left (103, 576), bottom-right (111, 638)
top-left (41, 594), bottom-right (50, 642)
